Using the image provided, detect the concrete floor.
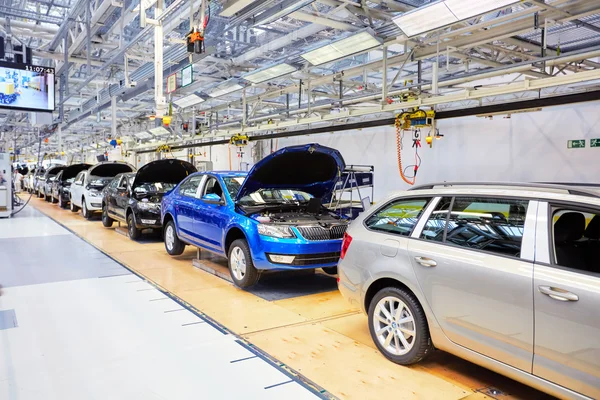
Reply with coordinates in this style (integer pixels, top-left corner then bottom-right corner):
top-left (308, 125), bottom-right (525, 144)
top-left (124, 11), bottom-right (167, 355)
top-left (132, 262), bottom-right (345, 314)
top-left (0, 205), bottom-right (323, 400)
top-left (3, 196), bottom-right (556, 400)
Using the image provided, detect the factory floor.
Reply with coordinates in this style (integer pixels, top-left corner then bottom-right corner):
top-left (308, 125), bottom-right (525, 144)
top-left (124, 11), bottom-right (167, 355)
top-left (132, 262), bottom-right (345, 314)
top-left (2, 196), bottom-right (554, 400)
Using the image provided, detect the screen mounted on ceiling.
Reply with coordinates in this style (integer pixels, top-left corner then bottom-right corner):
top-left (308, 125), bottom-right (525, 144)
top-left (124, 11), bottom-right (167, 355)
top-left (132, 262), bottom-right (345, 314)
top-left (0, 61), bottom-right (55, 113)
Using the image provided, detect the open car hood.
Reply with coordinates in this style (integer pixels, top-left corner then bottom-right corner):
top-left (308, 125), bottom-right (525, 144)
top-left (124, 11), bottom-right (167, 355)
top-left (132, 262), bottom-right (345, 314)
top-left (61, 163), bottom-right (93, 180)
top-left (89, 161), bottom-right (135, 178)
top-left (234, 143), bottom-right (345, 202)
top-left (132, 159), bottom-right (196, 191)
top-left (45, 165), bottom-right (67, 177)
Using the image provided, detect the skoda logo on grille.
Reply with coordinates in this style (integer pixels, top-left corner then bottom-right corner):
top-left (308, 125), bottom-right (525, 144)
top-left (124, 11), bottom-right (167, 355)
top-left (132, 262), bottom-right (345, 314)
top-left (318, 222), bottom-right (331, 229)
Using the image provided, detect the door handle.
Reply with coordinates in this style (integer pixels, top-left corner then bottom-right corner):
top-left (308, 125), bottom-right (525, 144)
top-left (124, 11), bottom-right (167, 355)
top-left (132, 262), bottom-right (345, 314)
top-left (538, 286), bottom-right (579, 302)
top-left (414, 256), bottom-right (437, 267)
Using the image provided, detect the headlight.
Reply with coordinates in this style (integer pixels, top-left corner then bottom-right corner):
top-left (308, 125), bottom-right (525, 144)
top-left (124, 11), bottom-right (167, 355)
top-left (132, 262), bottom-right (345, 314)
top-left (88, 188), bottom-right (102, 196)
top-left (257, 224), bottom-right (295, 238)
top-left (138, 201), bottom-right (160, 211)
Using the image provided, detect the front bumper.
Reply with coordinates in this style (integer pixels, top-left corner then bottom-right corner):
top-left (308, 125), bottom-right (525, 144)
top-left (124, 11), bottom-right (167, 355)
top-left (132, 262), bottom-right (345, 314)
top-left (85, 193), bottom-right (103, 210)
top-left (251, 235), bottom-right (342, 271)
top-left (135, 208), bottom-right (162, 229)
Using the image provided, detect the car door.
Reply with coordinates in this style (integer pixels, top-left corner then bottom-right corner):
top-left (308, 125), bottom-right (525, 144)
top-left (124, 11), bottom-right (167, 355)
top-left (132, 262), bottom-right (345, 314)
top-left (193, 175), bottom-right (230, 253)
top-left (105, 175), bottom-right (120, 215)
top-left (114, 176), bottom-right (130, 220)
top-left (532, 201), bottom-right (600, 399)
top-left (70, 172), bottom-right (85, 206)
top-left (174, 174), bottom-right (205, 242)
top-left (408, 195), bottom-right (536, 373)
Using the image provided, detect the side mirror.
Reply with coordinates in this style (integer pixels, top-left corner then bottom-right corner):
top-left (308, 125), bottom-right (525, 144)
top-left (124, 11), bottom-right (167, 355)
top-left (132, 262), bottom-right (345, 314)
top-left (202, 193), bottom-right (224, 204)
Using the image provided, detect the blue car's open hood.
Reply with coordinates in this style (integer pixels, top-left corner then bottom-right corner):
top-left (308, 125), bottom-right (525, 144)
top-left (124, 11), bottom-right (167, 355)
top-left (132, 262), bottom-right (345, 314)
top-left (234, 143), bottom-right (346, 202)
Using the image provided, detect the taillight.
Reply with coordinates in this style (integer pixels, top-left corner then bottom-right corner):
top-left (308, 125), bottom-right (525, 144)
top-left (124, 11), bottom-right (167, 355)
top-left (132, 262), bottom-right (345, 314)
top-left (340, 233), bottom-right (352, 259)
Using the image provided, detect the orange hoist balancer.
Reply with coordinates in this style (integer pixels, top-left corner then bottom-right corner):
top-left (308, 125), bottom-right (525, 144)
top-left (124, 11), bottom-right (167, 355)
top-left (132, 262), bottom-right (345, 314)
top-left (394, 109), bottom-right (434, 186)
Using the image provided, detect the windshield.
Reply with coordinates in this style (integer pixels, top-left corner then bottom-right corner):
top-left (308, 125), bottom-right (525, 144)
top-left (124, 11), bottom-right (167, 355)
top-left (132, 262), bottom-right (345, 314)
top-left (135, 182), bottom-right (176, 194)
top-left (222, 176), bottom-right (246, 198)
top-left (88, 176), bottom-right (113, 188)
top-left (238, 188), bottom-right (313, 206)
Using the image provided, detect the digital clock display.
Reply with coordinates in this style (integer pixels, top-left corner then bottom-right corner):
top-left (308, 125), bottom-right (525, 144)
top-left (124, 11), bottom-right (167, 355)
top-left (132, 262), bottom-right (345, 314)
top-left (0, 61), bottom-right (55, 113)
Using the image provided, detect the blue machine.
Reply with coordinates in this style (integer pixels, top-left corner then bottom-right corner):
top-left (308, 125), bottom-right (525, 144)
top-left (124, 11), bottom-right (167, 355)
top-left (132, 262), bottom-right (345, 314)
top-left (161, 143), bottom-right (349, 288)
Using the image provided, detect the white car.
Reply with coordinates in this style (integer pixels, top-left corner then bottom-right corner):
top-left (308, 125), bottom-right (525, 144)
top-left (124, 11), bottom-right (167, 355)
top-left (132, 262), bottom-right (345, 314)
top-left (69, 161), bottom-right (136, 219)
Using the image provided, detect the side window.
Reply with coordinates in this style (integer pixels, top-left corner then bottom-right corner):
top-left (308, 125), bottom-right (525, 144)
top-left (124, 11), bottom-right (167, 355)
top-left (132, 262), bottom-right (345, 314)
top-left (202, 176), bottom-right (224, 199)
top-left (551, 207), bottom-right (599, 274)
top-left (365, 198), bottom-right (431, 236)
top-left (118, 176), bottom-right (128, 189)
top-left (179, 176), bottom-right (204, 198)
top-left (420, 197), bottom-right (453, 242)
top-left (444, 197), bottom-right (528, 258)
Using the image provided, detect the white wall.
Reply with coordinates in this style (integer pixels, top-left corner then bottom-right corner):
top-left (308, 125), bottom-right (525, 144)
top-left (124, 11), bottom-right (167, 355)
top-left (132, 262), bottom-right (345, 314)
top-left (147, 101), bottom-right (600, 201)
top-left (274, 101), bottom-right (600, 200)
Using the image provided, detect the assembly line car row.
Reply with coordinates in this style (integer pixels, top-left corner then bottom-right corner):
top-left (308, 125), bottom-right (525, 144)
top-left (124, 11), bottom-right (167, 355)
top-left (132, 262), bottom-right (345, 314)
top-left (25, 143), bottom-right (600, 400)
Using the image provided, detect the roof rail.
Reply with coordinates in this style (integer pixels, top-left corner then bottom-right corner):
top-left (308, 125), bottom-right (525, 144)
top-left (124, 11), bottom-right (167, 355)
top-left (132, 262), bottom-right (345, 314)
top-left (408, 182), bottom-right (600, 199)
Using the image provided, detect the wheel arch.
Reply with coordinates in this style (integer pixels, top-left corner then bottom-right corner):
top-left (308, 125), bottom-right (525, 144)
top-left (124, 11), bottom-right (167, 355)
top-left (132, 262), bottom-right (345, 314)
top-left (224, 227), bottom-right (247, 255)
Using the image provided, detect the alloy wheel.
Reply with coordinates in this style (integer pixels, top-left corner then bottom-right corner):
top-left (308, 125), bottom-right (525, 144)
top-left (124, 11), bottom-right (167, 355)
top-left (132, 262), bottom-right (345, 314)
top-left (165, 225), bottom-right (175, 251)
top-left (230, 246), bottom-right (247, 281)
top-left (373, 296), bottom-right (416, 356)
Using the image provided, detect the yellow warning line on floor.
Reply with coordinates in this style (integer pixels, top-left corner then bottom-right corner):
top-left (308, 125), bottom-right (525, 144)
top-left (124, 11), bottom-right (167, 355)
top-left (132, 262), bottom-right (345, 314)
top-left (29, 197), bottom-right (548, 400)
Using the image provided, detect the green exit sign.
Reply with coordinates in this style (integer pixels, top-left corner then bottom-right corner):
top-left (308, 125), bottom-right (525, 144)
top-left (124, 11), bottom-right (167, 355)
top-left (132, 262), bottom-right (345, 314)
top-left (591, 138), bottom-right (600, 148)
top-left (568, 140), bottom-right (585, 149)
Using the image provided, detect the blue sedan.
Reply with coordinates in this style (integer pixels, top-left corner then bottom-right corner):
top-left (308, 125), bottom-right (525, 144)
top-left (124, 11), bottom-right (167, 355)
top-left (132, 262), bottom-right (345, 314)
top-left (161, 144), bottom-right (349, 288)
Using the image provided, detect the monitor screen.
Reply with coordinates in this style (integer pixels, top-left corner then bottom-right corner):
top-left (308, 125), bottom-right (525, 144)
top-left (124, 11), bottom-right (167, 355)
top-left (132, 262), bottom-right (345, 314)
top-left (0, 61), bottom-right (55, 113)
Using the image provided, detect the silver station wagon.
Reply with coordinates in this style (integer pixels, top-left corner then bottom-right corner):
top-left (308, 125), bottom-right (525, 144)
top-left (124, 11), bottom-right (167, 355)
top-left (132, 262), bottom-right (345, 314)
top-left (338, 183), bottom-right (599, 400)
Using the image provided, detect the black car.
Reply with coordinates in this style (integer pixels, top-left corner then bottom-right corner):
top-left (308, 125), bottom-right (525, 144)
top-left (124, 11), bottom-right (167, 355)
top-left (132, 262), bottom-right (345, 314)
top-left (40, 165), bottom-right (67, 201)
top-left (101, 159), bottom-right (196, 240)
top-left (50, 163), bottom-right (92, 208)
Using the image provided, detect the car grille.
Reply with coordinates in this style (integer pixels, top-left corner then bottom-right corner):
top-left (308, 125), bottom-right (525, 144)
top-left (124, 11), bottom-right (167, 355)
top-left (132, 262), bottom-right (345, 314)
top-left (291, 252), bottom-right (341, 266)
top-left (296, 224), bottom-right (347, 241)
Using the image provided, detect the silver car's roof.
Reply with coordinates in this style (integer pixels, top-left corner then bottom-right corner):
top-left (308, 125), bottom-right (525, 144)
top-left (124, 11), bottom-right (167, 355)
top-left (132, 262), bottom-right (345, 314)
top-left (381, 183), bottom-right (600, 208)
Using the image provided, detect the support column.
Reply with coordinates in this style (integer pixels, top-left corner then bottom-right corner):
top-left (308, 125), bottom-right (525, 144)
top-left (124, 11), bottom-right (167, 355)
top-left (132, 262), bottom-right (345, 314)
top-left (432, 61), bottom-right (439, 95)
top-left (381, 45), bottom-right (388, 105)
top-left (154, 0), bottom-right (165, 119)
top-left (86, 0), bottom-right (91, 76)
top-left (111, 96), bottom-right (117, 138)
top-left (242, 88), bottom-right (247, 127)
top-left (57, 125), bottom-right (62, 155)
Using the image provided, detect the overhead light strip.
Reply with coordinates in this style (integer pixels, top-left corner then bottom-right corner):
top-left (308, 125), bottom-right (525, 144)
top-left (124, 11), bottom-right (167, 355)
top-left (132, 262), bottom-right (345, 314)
top-left (300, 31), bottom-right (382, 66)
top-left (174, 93), bottom-right (205, 108)
top-left (243, 63), bottom-right (296, 84)
top-left (208, 82), bottom-right (244, 98)
top-left (392, 0), bottom-right (520, 37)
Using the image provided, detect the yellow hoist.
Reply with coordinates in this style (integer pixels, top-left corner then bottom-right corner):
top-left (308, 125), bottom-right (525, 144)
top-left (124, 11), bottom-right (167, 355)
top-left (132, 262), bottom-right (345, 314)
top-left (394, 109), bottom-right (436, 186)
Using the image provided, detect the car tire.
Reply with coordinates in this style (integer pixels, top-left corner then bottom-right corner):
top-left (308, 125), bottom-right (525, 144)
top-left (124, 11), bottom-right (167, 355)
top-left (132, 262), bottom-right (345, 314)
top-left (70, 197), bottom-right (79, 212)
top-left (81, 198), bottom-right (92, 219)
top-left (51, 194), bottom-right (57, 204)
top-left (368, 286), bottom-right (433, 365)
top-left (228, 239), bottom-right (260, 289)
top-left (58, 194), bottom-right (67, 209)
top-left (164, 221), bottom-right (184, 256)
top-left (102, 204), bottom-right (113, 228)
top-left (322, 267), bottom-right (338, 275)
top-left (127, 212), bottom-right (141, 240)
top-left (44, 191), bottom-right (50, 202)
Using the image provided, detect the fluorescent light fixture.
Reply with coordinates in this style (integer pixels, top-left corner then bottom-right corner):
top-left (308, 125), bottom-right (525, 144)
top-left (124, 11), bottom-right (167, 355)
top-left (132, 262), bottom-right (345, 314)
top-left (444, 0), bottom-right (520, 20)
top-left (208, 81), bottom-right (244, 98)
top-left (392, 0), bottom-right (520, 37)
top-left (134, 131), bottom-right (153, 140)
top-left (300, 31), bottom-right (382, 65)
top-left (219, 0), bottom-right (257, 17)
top-left (173, 93), bottom-right (204, 108)
top-left (393, 2), bottom-right (456, 38)
top-left (243, 63), bottom-right (296, 84)
top-left (87, 144), bottom-right (97, 150)
top-left (148, 126), bottom-right (170, 137)
top-left (252, 0), bottom-right (316, 26)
